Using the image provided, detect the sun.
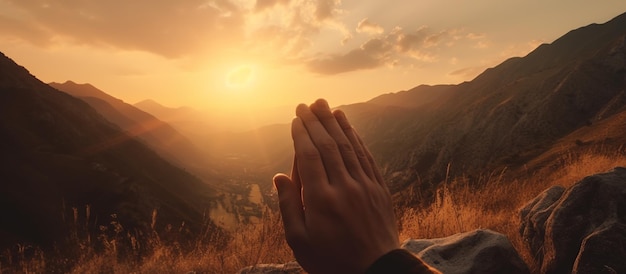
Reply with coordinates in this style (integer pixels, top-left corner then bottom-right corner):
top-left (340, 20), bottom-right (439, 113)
top-left (226, 65), bottom-right (255, 89)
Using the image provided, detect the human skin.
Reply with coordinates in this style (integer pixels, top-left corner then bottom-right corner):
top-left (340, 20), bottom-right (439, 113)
top-left (273, 99), bottom-right (400, 274)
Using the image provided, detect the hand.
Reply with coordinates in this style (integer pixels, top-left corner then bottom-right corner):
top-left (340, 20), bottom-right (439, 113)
top-left (273, 99), bottom-right (399, 274)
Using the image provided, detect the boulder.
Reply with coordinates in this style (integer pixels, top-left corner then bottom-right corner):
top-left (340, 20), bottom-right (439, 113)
top-left (519, 167), bottom-right (626, 274)
top-left (402, 229), bottom-right (529, 274)
top-left (519, 185), bottom-right (566, 262)
top-left (236, 261), bottom-right (302, 274)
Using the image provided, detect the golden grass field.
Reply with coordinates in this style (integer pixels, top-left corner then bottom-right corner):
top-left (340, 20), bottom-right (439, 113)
top-left (3, 147), bottom-right (626, 273)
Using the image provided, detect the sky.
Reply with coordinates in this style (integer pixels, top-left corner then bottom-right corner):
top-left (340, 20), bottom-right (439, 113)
top-left (1, 0), bottom-right (626, 125)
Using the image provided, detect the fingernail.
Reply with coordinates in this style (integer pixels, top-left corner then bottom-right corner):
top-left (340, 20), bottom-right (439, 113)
top-left (335, 109), bottom-right (346, 119)
top-left (273, 174), bottom-right (285, 194)
top-left (317, 98), bottom-right (329, 108)
top-left (295, 104), bottom-right (307, 116)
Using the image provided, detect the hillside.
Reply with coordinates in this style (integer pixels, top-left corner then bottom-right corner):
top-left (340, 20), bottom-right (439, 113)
top-left (0, 52), bottom-right (220, 248)
top-left (354, 11), bottom-right (626, 193)
top-left (49, 81), bottom-right (218, 180)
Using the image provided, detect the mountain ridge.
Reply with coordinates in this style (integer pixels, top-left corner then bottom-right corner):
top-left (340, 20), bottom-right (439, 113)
top-left (49, 81), bottom-right (217, 178)
top-left (349, 11), bottom-right (626, 194)
top-left (0, 52), bottom-right (220, 248)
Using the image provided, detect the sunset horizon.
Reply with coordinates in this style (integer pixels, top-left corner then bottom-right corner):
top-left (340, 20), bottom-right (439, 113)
top-left (2, 1), bottom-right (625, 128)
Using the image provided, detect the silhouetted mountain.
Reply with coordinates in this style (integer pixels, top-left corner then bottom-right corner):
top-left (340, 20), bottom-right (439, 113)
top-left (0, 52), bottom-right (220, 248)
top-left (134, 99), bottom-right (206, 133)
top-left (49, 81), bottom-right (218, 179)
top-left (134, 99), bottom-right (199, 123)
top-left (133, 99), bottom-right (220, 148)
top-left (134, 99), bottom-right (295, 147)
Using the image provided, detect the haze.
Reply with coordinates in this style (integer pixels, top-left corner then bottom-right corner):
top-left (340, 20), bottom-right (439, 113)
top-left (1, 0), bottom-right (625, 127)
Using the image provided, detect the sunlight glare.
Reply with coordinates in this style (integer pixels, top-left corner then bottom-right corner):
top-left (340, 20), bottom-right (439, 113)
top-left (226, 65), bottom-right (255, 89)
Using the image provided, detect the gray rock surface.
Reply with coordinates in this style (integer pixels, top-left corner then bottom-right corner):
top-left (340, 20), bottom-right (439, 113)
top-left (519, 167), bottom-right (626, 274)
top-left (402, 229), bottom-right (529, 274)
top-left (519, 185), bottom-right (566, 262)
top-left (236, 261), bottom-right (302, 274)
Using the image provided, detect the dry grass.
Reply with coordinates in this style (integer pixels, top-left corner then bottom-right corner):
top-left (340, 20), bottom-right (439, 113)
top-left (398, 147), bottom-right (626, 272)
top-left (3, 148), bottom-right (626, 273)
top-left (0, 209), bottom-right (293, 274)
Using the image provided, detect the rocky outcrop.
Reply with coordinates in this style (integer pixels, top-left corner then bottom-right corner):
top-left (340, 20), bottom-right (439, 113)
top-left (520, 167), bottom-right (626, 274)
top-left (519, 185), bottom-right (566, 261)
top-left (236, 262), bottom-right (302, 274)
top-left (402, 229), bottom-right (529, 274)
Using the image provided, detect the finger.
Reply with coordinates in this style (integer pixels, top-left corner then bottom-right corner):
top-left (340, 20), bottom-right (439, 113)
top-left (310, 99), bottom-right (365, 180)
top-left (333, 109), bottom-right (376, 181)
top-left (355, 131), bottom-right (388, 191)
top-left (290, 156), bottom-right (303, 202)
top-left (296, 104), bottom-right (349, 182)
top-left (291, 116), bottom-right (330, 194)
top-left (273, 174), bottom-right (308, 250)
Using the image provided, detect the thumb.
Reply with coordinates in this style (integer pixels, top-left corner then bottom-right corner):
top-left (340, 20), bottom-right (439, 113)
top-left (273, 173), bottom-right (307, 249)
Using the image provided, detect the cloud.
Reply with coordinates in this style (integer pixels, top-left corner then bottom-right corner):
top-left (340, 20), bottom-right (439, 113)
top-left (0, 0), bottom-right (353, 67)
top-left (474, 40), bottom-right (489, 49)
top-left (254, 0), bottom-right (290, 12)
top-left (449, 66), bottom-right (485, 78)
top-left (0, 0), bottom-right (494, 78)
top-left (307, 25), bottom-right (476, 74)
top-left (246, 0), bottom-right (350, 61)
top-left (393, 27), bottom-right (452, 52)
top-left (0, 0), bottom-right (246, 58)
top-left (308, 37), bottom-right (392, 74)
top-left (0, 15), bottom-right (52, 46)
top-left (247, 6), bottom-right (321, 59)
top-left (308, 49), bottom-right (382, 74)
top-left (356, 18), bottom-right (384, 35)
top-left (466, 32), bottom-right (486, 40)
top-left (315, 0), bottom-right (341, 21)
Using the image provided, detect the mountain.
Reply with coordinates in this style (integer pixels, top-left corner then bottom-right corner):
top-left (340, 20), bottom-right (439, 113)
top-left (344, 11), bottom-right (626, 194)
top-left (0, 52), bottom-right (220, 248)
top-left (48, 81), bottom-right (218, 179)
top-left (134, 99), bottom-right (295, 149)
top-left (367, 84), bottom-right (457, 109)
top-left (210, 12), bottom-right (626, 201)
top-left (134, 99), bottom-right (200, 124)
top-left (133, 99), bottom-right (220, 149)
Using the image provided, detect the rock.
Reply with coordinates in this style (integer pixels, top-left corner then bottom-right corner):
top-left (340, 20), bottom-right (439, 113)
top-left (519, 167), bottom-right (626, 274)
top-left (238, 230), bottom-right (529, 274)
top-left (519, 185), bottom-right (566, 262)
top-left (236, 261), bottom-right (302, 274)
top-left (402, 229), bottom-right (529, 274)
top-left (574, 222), bottom-right (626, 274)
